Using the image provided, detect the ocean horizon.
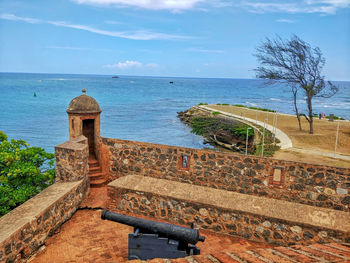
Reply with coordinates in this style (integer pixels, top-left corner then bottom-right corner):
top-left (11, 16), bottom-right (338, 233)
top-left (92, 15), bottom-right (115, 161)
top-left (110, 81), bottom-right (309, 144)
top-left (1, 72), bottom-right (349, 153)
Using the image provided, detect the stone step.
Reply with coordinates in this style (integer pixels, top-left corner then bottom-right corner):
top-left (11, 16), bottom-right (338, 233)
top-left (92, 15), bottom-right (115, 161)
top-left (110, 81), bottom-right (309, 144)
top-left (90, 178), bottom-right (108, 188)
top-left (89, 166), bottom-right (101, 173)
top-left (88, 161), bottom-right (99, 168)
top-left (88, 170), bottom-right (104, 176)
top-left (89, 172), bottom-right (104, 180)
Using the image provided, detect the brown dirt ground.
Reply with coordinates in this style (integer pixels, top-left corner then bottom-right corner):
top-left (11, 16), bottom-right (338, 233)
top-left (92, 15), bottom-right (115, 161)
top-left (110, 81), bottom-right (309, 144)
top-left (210, 105), bottom-right (350, 168)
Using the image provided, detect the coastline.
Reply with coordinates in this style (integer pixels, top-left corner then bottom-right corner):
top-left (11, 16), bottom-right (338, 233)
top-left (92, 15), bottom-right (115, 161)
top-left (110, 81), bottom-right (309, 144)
top-left (208, 104), bottom-right (350, 168)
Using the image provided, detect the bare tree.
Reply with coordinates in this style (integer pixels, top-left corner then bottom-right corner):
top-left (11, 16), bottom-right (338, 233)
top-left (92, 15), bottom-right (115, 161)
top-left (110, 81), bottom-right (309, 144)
top-left (254, 35), bottom-right (338, 134)
top-left (291, 85), bottom-right (302, 131)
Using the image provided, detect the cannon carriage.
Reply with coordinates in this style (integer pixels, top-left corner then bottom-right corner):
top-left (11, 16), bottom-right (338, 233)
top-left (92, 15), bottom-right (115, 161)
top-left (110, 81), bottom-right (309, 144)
top-left (101, 210), bottom-right (205, 260)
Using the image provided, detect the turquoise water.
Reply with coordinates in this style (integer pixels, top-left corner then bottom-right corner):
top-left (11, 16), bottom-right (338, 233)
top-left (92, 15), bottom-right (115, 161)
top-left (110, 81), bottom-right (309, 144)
top-left (1, 73), bottom-right (349, 152)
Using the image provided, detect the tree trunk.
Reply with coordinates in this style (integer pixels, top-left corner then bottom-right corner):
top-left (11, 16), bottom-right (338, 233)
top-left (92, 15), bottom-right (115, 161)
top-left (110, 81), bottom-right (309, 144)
top-left (306, 95), bottom-right (314, 134)
top-left (292, 88), bottom-right (302, 131)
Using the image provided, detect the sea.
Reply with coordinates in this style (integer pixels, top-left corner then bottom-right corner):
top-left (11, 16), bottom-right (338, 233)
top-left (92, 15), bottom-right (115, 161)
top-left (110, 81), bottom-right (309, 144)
top-left (0, 72), bottom-right (349, 153)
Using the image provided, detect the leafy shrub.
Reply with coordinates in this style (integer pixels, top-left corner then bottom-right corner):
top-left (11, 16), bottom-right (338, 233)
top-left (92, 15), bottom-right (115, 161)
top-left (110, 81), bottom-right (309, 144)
top-left (0, 131), bottom-right (55, 216)
top-left (232, 104), bottom-right (275, 112)
top-left (229, 126), bottom-right (254, 138)
top-left (325, 115), bottom-right (345, 120)
top-left (247, 106), bottom-right (275, 112)
top-left (198, 103), bottom-right (208, 106)
top-left (212, 111), bottom-right (221, 115)
top-left (190, 117), bottom-right (254, 139)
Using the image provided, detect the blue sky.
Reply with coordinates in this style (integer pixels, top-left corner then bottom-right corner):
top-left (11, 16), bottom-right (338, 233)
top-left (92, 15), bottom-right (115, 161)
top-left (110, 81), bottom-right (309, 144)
top-left (0, 0), bottom-right (349, 80)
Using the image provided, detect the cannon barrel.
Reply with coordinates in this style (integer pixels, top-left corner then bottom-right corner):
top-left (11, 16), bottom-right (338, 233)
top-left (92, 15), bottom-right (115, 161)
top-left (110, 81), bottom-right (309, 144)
top-left (101, 210), bottom-right (205, 245)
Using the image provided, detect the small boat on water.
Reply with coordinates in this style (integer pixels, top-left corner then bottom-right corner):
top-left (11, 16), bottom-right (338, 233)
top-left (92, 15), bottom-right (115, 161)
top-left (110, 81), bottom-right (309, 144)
top-left (112, 76), bottom-right (120, 78)
top-left (169, 81), bottom-right (174, 84)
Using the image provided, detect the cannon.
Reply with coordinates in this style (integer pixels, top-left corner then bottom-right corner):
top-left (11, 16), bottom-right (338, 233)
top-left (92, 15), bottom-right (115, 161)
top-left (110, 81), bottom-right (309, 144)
top-left (101, 210), bottom-right (205, 260)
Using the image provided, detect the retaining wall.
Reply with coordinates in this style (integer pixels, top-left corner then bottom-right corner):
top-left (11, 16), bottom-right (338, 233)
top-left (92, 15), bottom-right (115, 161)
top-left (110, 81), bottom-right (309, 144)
top-left (101, 137), bottom-right (350, 212)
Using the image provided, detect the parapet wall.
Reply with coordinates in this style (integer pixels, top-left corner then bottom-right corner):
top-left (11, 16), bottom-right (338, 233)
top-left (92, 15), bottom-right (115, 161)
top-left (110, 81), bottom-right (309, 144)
top-left (107, 175), bottom-right (350, 246)
top-left (101, 137), bottom-right (350, 212)
top-left (55, 136), bottom-right (89, 182)
top-left (0, 136), bottom-right (90, 263)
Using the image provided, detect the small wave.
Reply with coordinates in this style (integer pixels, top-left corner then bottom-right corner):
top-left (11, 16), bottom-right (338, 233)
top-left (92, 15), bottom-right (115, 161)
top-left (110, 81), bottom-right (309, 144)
top-left (270, 98), bottom-right (282, 101)
top-left (246, 102), bottom-right (258, 106)
top-left (48, 78), bottom-right (71, 81)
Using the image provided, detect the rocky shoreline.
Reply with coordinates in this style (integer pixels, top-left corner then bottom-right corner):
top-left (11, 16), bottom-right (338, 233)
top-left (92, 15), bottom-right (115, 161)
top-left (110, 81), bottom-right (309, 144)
top-left (177, 107), bottom-right (255, 154)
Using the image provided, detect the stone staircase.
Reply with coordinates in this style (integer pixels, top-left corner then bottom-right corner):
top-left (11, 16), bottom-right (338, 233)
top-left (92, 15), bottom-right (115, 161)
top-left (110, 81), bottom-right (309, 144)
top-left (88, 157), bottom-right (107, 188)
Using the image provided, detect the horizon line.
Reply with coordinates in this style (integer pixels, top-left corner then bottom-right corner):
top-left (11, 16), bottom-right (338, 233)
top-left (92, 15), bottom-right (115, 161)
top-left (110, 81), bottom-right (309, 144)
top-left (1, 71), bottom-right (349, 82)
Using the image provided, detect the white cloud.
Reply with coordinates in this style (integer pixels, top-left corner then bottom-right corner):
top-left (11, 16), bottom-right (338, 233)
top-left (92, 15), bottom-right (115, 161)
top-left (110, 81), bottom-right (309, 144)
top-left (104, 60), bottom-right (159, 69)
top-left (72, 0), bottom-right (205, 11)
top-left (104, 60), bottom-right (142, 69)
top-left (276, 19), bottom-right (296, 23)
top-left (47, 46), bottom-right (90, 50)
top-left (104, 20), bottom-right (124, 25)
top-left (186, 48), bottom-right (224, 53)
top-left (0, 13), bottom-right (41, 24)
top-left (46, 46), bottom-right (111, 51)
top-left (48, 20), bottom-right (188, 40)
top-left (0, 13), bottom-right (190, 41)
top-left (243, 0), bottom-right (350, 14)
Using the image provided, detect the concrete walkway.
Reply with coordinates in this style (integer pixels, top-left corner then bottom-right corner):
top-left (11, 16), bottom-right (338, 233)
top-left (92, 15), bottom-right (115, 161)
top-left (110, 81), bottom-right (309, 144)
top-left (199, 105), bottom-right (350, 161)
top-left (199, 105), bottom-right (293, 149)
top-left (292, 147), bottom-right (350, 161)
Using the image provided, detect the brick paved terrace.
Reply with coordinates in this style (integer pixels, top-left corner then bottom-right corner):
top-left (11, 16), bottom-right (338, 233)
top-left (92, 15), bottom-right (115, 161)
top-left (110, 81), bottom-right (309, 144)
top-left (30, 186), bottom-right (273, 263)
top-left (29, 185), bottom-right (350, 263)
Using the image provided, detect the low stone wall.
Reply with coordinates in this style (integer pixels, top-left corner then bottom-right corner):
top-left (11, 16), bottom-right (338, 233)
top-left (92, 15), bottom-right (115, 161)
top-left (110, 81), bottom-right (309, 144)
top-left (101, 137), bottom-right (350, 212)
top-left (0, 178), bottom-right (89, 263)
top-left (55, 136), bottom-right (89, 182)
top-left (0, 136), bottom-right (90, 263)
top-left (107, 175), bottom-right (350, 247)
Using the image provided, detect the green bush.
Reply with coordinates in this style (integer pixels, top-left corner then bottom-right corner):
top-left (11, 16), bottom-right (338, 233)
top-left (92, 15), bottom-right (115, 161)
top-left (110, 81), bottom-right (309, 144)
top-left (232, 104), bottom-right (275, 112)
top-left (212, 111), bottom-right (221, 115)
top-left (0, 131), bottom-right (55, 216)
top-left (190, 117), bottom-right (254, 139)
top-left (325, 115), bottom-right (345, 120)
top-left (198, 103), bottom-right (208, 106)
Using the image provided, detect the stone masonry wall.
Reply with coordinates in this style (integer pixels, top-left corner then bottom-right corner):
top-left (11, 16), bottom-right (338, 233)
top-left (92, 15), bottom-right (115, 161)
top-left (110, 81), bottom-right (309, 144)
top-left (0, 178), bottom-right (89, 263)
top-left (101, 137), bottom-right (350, 212)
top-left (55, 136), bottom-right (89, 182)
top-left (0, 137), bottom-right (90, 263)
top-left (107, 187), bottom-right (349, 247)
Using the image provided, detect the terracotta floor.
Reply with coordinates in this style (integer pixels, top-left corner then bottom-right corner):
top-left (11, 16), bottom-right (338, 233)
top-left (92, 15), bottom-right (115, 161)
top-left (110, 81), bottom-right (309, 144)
top-left (30, 186), bottom-right (272, 263)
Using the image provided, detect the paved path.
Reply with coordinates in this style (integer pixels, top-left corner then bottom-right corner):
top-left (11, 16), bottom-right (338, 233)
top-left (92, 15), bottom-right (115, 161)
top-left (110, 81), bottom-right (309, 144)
top-left (292, 147), bottom-right (350, 161)
top-left (199, 105), bottom-right (350, 161)
top-left (199, 105), bottom-right (293, 149)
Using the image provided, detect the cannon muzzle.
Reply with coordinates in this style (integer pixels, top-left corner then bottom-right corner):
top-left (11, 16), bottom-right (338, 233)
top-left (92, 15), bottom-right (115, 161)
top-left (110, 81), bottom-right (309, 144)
top-left (101, 210), bottom-right (205, 244)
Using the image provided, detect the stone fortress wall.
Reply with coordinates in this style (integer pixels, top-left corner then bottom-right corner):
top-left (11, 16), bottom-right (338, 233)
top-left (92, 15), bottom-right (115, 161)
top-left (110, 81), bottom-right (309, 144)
top-left (101, 137), bottom-right (350, 246)
top-left (0, 136), bottom-right (90, 263)
top-left (100, 137), bottom-right (350, 212)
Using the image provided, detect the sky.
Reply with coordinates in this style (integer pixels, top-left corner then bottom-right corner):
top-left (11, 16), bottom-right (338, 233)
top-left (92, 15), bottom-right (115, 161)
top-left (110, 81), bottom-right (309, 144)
top-left (0, 0), bottom-right (349, 80)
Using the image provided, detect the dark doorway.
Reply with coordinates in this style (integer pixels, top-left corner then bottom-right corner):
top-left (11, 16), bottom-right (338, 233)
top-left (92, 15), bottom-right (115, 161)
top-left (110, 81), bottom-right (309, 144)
top-left (82, 119), bottom-right (95, 157)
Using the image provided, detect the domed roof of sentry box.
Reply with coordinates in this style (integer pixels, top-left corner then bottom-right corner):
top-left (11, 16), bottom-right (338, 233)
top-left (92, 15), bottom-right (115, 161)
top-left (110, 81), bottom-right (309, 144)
top-left (66, 89), bottom-right (102, 114)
